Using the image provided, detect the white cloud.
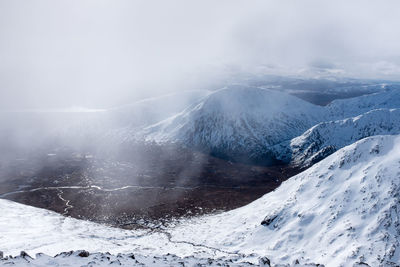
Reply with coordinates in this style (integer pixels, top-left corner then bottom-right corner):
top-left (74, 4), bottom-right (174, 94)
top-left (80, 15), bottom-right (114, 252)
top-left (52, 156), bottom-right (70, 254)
top-left (0, 0), bottom-right (400, 109)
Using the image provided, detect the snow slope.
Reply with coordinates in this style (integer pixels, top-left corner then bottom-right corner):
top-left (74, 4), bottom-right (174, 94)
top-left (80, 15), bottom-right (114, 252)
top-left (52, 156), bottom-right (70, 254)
top-left (167, 135), bottom-right (400, 266)
top-left (272, 108), bottom-right (400, 167)
top-left (138, 85), bottom-right (325, 162)
top-left (0, 198), bottom-right (246, 262)
top-left (1, 135), bottom-right (400, 266)
top-left (327, 86), bottom-right (400, 119)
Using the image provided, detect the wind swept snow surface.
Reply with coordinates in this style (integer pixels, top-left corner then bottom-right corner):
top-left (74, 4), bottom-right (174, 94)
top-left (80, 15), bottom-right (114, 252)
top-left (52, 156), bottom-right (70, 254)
top-left (1, 135), bottom-right (400, 266)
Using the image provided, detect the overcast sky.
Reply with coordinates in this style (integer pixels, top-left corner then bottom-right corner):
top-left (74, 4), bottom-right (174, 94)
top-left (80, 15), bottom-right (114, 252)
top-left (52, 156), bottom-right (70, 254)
top-left (1, 0), bottom-right (400, 109)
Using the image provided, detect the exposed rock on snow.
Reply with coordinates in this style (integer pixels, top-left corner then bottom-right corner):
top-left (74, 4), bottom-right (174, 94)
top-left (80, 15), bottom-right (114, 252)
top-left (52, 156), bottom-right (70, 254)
top-left (0, 250), bottom-right (257, 266)
top-left (0, 251), bottom-right (327, 266)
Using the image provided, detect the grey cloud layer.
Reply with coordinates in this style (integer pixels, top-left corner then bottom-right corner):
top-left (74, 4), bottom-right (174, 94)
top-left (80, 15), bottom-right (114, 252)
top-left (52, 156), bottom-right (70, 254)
top-left (1, 0), bottom-right (400, 109)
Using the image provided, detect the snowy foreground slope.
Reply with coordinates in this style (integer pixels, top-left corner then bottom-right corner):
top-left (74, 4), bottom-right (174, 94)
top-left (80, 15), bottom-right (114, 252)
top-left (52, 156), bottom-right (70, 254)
top-left (1, 135), bottom-right (400, 266)
top-left (167, 135), bottom-right (400, 266)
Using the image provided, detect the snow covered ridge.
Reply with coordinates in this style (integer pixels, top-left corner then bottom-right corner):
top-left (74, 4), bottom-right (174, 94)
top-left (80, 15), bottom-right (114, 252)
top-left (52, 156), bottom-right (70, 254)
top-left (135, 85), bottom-right (325, 163)
top-left (126, 85), bottom-right (400, 165)
top-left (0, 251), bottom-right (328, 267)
top-left (272, 108), bottom-right (400, 167)
top-left (167, 135), bottom-right (400, 266)
top-left (0, 252), bottom-right (327, 267)
top-left (1, 135), bottom-right (400, 266)
top-left (326, 85), bottom-right (400, 119)
top-left (0, 251), bottom-right (259, 267)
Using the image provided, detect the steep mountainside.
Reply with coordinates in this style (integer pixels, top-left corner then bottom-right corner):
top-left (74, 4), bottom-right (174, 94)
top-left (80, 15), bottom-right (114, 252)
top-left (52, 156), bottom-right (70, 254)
top-left (138, 86), bottom-right (325, 163)
top-left (272, 108), bottom-right (400, 167)
top-left (168, 135), bottom-right (400, 266)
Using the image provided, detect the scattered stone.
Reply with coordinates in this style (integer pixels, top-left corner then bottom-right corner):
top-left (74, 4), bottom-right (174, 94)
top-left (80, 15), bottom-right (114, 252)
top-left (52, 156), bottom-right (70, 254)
top-left (259, 256), bottom-right (271, 267)
top-left (20, 251), bottom-right (32, 259)
top-left (78, 250), bottom-right (90, 257)
top-left (55, 250), bottom-right (74, 257)
top-left (261, 215), bottom-right (277, 226)
top-left (110, 259), bottom-right (121, 265)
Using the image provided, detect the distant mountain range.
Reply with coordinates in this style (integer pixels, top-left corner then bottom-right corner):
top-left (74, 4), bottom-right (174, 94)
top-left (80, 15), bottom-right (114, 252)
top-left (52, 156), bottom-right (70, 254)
top-left (5, 77), bottom-right (399, 168)
top-left (108, 83), bottom-right (400, 166)
top-left (272, 108), bottom-right (400, 167)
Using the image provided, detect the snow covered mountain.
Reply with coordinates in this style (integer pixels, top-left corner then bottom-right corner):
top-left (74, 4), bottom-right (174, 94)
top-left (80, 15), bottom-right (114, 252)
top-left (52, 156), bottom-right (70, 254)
top-left (272, 108), bottom-right (400, 167)
top-left (39, 82), bottom-right (400, 167)
top-left (167, 134), bottom-right (400, 266)
top-left (112, 84), bottom-right (399, 165)
top-left (327, 86), bottom-right (400, 119)
top-left (137, 85), bottom-right (325, 163)
top-left (1, 135), bottom-right (400, 266)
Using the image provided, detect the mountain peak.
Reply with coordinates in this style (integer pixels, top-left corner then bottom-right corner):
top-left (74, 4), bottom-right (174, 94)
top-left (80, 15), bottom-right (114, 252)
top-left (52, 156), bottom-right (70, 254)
top-left (140, 85), bottom-right (324, 163)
